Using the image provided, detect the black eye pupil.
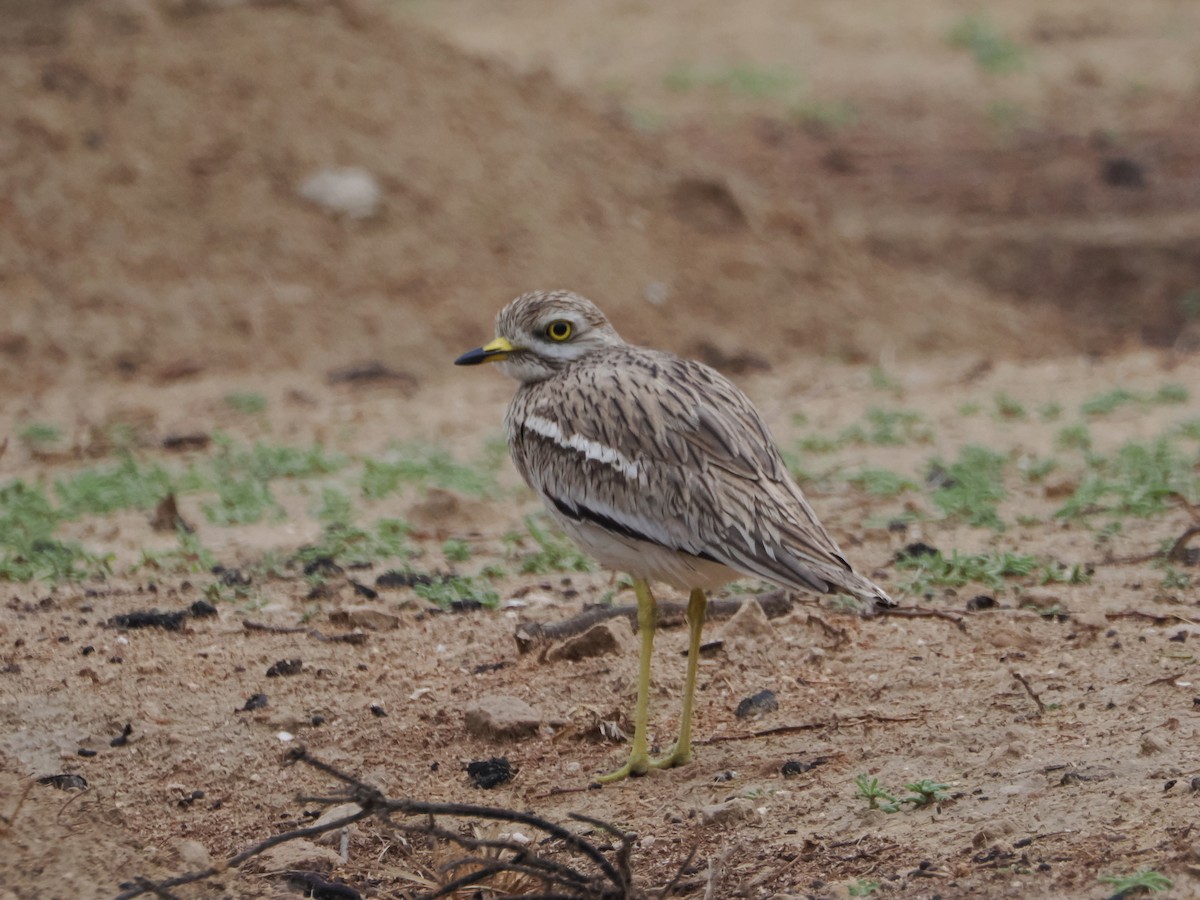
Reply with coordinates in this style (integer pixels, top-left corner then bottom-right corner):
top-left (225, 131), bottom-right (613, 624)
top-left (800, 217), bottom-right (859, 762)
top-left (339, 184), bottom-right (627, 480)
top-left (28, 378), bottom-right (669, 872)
top-left (550, 322), bottom-right (570, 339)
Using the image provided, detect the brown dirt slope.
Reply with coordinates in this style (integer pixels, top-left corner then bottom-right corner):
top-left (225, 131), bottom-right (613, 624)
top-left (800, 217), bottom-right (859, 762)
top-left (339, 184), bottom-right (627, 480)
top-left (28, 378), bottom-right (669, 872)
top-left (0, 0), bottom-right (1069, 399)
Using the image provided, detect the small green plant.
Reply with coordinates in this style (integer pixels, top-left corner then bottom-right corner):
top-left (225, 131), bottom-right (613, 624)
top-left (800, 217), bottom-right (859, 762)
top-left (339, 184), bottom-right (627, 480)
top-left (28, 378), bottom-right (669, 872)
top-left (296, 518), bottom-right (411, 570)
top-left (993, 392), bottom-right (1027, 420)
top-left (136, 529), bottom-right (216, 575)
top-left (854, 775), bottom-right (896, 811)
top-left (902, 779), bottom-right (949, 808)
top-left (1018, 454), bottom-right (1057, 482)
top-left (414, 574), bottom-right (500, 609)
top-left (1056, 437), bottom-right (1199, 519)
top-left (225, 392), bottom-right (268, 415)
top-left (1082, 388), bottom-right (1139, 417)
top-left (869, 365), bottom-right (901, 394)
top-left (515, 516), bottom-right (593, 574)
top-left (791, 97), bottom-right (858, 130)
top-left (315, 487), bottom-right (353, 524)
top-left (846, 468), bottom-right (918, 498)
top-left (443, 538), bottom-right (472, 563)
top-left (1038, 401), bottom-right (1063, 422)
top-left (947, 15), bottom-right (1027, 73)
top-left (854, 774), bottom-right (948, 813)
top-left (848, 880), bottom-right (880, 897)
top-left (55, 455), bottom-right (175, 517)
top-left (897, 547), bottom-right (1043, 594)
top-left (1159, 567), bottom-right (1193, 590)
top-left (362, 445), bottom-right (494, 498)
top-left (862, 408), bottom-right (930, 446)
top-left (664, 63), bottom-right (799, 99)
top-left (19, 422), bottom-right (63, 448)
top-left (203, 476), bottom-right (281, 526)
top-left (927, 445), bottom-right (1007, 529)
top-left (1056, 424), bottom-right (1093, 453)
top-left (957, 401), bottom-right (982, 417)
top-left (1153, 382), bottom-right (1188, 405)
top-left (1099, 869), bottom-right (1172, 895)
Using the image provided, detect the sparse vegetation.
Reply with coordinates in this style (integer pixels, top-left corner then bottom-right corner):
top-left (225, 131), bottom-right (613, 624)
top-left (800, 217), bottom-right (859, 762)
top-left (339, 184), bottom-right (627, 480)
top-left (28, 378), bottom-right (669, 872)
top-left (897, 547), bottom-right (1088, 595)
top-left (1056, 437), bottom-right (1199, 520)
top-left (19, 422), bottom-right (63, 448)
top-left (947, 15), bottom-right (1027, 73)
top-left (225, 392), bottom-right (268, 415)
top-left (927, 445), bottom-right (1007, 529)
top-left (854, 774), bottom-right (948, 813)
top-left (513, 515), bottom-right (593, 574)
top-left (362, 445), bottom-right (495, 498)
top-left (1099, 869), bottom-right (1173, 895)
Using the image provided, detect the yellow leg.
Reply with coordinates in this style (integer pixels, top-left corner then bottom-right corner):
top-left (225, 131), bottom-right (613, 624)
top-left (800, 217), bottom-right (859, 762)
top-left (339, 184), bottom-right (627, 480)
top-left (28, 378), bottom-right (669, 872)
top-left (650, 587), bottom-right (707, 769)
top-left (595, 577), bottom-right (657, 783)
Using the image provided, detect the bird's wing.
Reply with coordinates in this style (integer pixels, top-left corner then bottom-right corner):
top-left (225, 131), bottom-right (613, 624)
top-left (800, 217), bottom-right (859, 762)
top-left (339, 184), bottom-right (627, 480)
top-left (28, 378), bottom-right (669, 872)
top-left (507, 348), bottom-right (889, 603)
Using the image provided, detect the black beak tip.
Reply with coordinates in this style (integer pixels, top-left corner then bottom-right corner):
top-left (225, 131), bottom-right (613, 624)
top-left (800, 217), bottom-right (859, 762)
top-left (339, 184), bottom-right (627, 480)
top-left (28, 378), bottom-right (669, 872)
top-left (454, 348), bottom-right (488, 366)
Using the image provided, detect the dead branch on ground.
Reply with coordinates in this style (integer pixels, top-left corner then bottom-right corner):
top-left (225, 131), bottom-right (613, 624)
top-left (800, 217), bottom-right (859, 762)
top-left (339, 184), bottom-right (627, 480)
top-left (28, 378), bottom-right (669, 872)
top-left (113, 747), bottom-right (638, 900)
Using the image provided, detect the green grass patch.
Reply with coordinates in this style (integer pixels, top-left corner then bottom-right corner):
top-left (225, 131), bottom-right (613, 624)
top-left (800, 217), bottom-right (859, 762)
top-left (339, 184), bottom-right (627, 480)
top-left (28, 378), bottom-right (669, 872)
top-left (296, 518), bottom-right (411, 571)
top-left (664, 63), bottom-right (799, 98)
top-left (512, 515), bottom-right (593, 575)
top-left (443, 538), bottom-right (472, 563)
top-left (362, 445), bottom-right (495, 499)
top-left (55, 455), bottom-right (176, 517)
top-left (897, 547), bottom-right (1037, 593)
top-left (225, 392), bottom-right (268, 415)
top-left (946, 15), bottom-right (1027, 74)
top-left (1056, 437), bottom-right (1200, 519)
top-left (1081, 388), bottom-right (1138, 417)
top-left (846, 468), bottom-right (919, 498)
top-left (414, 574), bottom-right (500, 609)
top-left (992, 392), bottom-right (1026, 420)
top-left (19, 422), bottom-right (63, 448)
top-left (1099, 869), bottom-right (1172, 895)
top-left (927, 445), bottom-right (1007, 529)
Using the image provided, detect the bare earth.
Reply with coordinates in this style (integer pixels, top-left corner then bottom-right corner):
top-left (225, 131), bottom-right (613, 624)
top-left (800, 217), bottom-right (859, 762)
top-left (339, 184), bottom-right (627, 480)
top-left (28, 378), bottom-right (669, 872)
top-left (1, 2), bottom-right (1198, 899)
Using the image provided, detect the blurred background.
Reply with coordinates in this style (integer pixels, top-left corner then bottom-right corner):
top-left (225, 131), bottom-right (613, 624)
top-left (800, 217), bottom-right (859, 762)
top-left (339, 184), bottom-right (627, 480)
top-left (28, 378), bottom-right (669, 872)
top-left (1, 0), bottom-right (1198, 397)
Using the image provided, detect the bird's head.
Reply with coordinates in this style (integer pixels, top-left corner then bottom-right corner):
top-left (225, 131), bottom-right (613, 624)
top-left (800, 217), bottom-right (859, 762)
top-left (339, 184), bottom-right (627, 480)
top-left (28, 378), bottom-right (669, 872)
top-left (454, 290), bottom-right (624, 383)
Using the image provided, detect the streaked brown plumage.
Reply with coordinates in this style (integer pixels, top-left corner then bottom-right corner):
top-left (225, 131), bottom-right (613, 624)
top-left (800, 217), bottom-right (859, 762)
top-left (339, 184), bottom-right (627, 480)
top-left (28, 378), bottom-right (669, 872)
top-left (456, 289), bottom-right (892, 782)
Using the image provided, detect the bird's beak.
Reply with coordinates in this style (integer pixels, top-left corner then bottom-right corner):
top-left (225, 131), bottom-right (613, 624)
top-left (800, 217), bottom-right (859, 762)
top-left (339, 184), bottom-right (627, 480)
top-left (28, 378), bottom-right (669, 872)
top-left (454, 335), bottom-right (517, 366)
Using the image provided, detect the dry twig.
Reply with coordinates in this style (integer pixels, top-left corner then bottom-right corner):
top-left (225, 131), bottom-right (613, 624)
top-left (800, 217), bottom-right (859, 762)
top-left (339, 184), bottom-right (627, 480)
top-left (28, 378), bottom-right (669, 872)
top-left (114, 747), bottom-right (636, 899)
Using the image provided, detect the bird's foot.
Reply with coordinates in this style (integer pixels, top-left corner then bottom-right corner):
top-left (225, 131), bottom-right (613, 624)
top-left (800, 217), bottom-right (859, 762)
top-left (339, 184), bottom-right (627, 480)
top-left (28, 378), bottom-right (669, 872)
top-left (594, 753), bottom-right (650, 784)
top-left (648, 741), bottom-right (691, 770)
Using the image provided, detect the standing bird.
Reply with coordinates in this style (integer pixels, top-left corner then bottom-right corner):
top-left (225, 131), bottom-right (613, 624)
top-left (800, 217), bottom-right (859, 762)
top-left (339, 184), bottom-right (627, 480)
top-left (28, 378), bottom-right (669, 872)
top-left (456, 290), bottom-right (893, 782)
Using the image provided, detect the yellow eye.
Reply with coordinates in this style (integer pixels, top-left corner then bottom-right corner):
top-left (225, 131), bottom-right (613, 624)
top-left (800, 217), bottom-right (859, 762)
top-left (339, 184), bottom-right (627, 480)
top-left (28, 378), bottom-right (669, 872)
top-left (546, 320), bottom-right (573, 342)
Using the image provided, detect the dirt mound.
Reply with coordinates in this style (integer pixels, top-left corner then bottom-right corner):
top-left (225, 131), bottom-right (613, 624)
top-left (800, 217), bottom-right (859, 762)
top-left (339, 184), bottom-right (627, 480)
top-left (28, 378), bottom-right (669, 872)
top-left (0, 0), bottom-right (1069, 397)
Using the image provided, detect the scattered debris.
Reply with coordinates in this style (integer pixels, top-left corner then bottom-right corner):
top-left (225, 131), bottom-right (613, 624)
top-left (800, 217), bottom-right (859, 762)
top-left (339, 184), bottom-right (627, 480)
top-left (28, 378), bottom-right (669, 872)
top-left (735, 689), bottom-right (779, 719)
top-left (160, 433), bottom-right (211, 452)
top-left (38, 773), bottom-right (88, 791)
top-left (107, 609), bottom-right (187, 631)
top-left (326, 362), bottom-right (418, 393)
top-left (966, 595), bottom-right (997, 611)
top-left (369, 704), bottom-right (387, 718)
top-left (467, 757), bottom-right (514, 789)
top-left (781, 758), bottom-right (826, 777)
top-left (700, 798), bottom-right (758, 826)
top-left (111, 723), bottom-right (133, 747)
top-left (238, 693), bottom-right (268, 712)
top-left (327, 606), bottom-right (398, 631)
top-left (266, 658), bottom-right (302, 678)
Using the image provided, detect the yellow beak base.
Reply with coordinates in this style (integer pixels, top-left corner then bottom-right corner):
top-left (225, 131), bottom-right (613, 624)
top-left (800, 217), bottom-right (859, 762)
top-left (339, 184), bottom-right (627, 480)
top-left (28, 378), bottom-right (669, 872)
top-left (454, 336), bottom-right (517, 366)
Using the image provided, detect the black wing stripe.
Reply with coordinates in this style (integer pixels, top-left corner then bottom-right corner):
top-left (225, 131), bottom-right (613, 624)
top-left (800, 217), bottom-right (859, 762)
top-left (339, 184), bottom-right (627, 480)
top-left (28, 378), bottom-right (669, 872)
top-left (549, 495), bottom-right (725, 566)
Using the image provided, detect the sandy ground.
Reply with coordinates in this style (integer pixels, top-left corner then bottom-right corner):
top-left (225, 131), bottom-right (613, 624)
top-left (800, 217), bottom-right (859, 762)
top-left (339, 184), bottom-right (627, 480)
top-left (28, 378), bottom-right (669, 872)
top-left (1, 1), bottom-right (1199, 898)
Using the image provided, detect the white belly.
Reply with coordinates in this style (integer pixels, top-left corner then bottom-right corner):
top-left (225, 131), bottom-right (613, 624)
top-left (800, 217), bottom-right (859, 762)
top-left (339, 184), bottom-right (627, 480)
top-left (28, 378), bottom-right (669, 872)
top-left (549, 507), bottom-right (739, 593)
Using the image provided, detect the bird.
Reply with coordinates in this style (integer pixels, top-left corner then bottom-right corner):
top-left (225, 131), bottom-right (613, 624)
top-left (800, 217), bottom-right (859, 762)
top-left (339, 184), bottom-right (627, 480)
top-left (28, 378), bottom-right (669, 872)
top-left (455, 290), bottom-right (893, 783)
